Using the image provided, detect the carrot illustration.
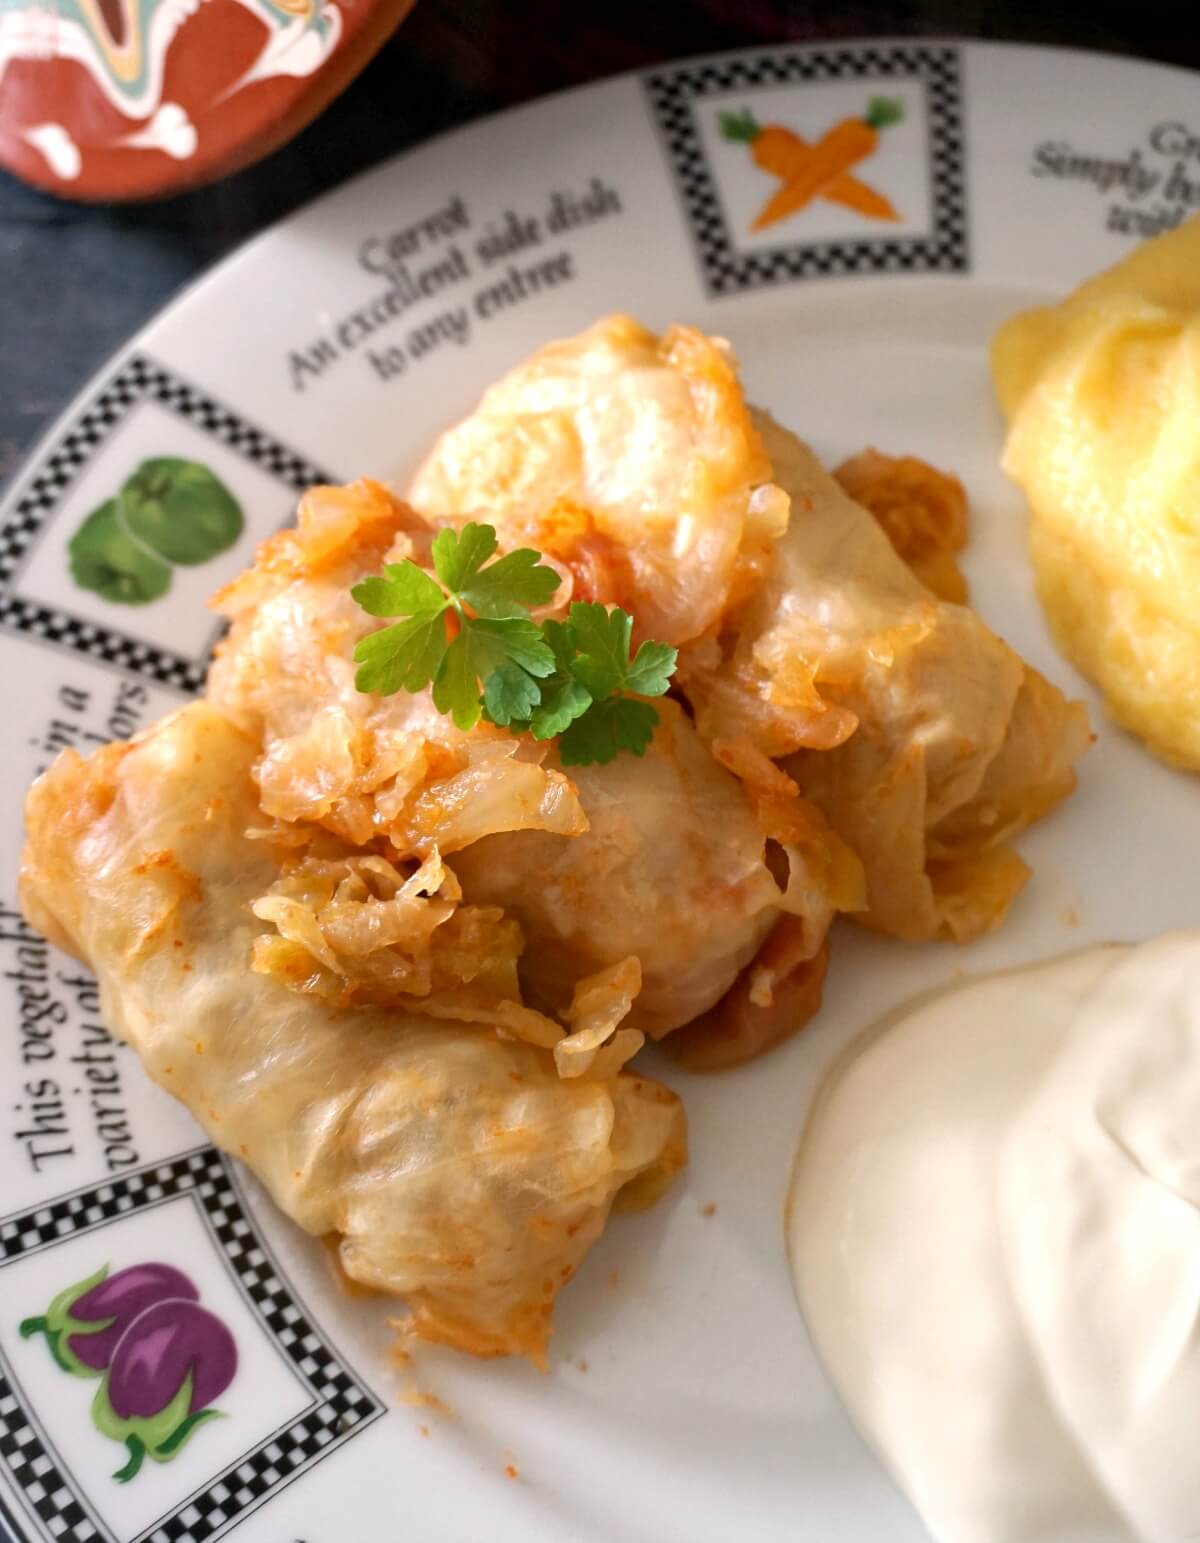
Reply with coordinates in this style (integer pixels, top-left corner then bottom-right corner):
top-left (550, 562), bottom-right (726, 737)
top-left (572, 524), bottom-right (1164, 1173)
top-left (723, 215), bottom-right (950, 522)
top-left (749, 97), bottom-right (904, 229)
top-left (816, 175), bottom-right (898, 223)
top-left (718, 99), bottom-right (904, 228)
top-left (719, 110), bottom-right (810, 180)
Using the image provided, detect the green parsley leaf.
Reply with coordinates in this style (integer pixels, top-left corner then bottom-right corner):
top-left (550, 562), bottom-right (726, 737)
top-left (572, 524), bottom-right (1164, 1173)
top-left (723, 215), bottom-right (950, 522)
top-left (565, 602), bottom-right (679, 713)
top-left (566, 602), bottom-right (633, 699)
top-left (540, 618), bottom-right (576, 672)
top-left (431, 522), bottom-right (498, 593)
top-left (482, 662), bottom-right (543, 726)
top-left (350, 522), bottom-right (677, 765)
top-left (528, 675), bottom-right (592, 740)
top-left (563, 603), bottom-right (678, 704)
top-left (432, 632), bottom-right (483, 730)
top-left (558, 697), bottom-right (661, 765)
top-left (351, 560), bottom-right (446, 618)
top-left (466, 617), bottom-right (557, 678)
top-left (434, 618), bottom-right (555, 732)
top-left (459, 547), bottom-right (561, 618)
top-left (486, 619), bottom-right (592, 738)
top-left (624, 639), bottom-right (678, 697)
top-left (353, 611), bottom-right (447, 695)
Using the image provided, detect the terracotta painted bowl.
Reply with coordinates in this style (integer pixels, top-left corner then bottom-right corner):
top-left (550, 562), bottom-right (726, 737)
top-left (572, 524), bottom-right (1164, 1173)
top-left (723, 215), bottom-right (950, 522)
top-left (0, 0), bottom-right (417, 200)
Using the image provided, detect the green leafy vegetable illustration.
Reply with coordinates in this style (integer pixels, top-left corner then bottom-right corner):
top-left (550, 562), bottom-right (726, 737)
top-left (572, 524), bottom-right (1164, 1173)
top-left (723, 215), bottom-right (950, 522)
top-left (119, 458), bottom-right (243, 565)
top-left (68, 458), bottom-right (244, 607)
top-left (69, 501), bottom-right (171, 605)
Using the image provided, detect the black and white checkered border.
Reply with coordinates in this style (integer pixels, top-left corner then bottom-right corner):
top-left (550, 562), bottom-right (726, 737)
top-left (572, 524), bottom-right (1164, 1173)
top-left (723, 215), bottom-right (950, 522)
top-left (0, 594), bottom-right (209, 695)
top-left (0, 355), bottom-right (334, 693)
top-left (644, 42), bottom-right (969, 295)
top-left (0, 1146), bottom-right (384, 1543)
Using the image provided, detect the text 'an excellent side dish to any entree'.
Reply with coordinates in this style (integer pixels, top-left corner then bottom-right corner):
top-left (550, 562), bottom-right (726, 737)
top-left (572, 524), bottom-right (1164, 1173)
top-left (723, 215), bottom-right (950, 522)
top-left (20, 315), bottom-right (1089, 1365)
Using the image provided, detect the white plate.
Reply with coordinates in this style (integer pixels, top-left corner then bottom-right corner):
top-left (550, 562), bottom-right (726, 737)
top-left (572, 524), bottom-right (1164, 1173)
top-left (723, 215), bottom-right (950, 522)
top-left (1, 38), bottom-right (1196, 1543)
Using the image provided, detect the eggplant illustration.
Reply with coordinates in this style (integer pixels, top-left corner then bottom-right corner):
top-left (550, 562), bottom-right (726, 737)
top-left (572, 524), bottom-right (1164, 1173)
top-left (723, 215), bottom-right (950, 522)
top-left (20, 1262), bottom-right (198, 1377)
top-left (90, 1298), bottom-right (238, 1482)
top-left (20, 1262), bottom-right (239, 1482)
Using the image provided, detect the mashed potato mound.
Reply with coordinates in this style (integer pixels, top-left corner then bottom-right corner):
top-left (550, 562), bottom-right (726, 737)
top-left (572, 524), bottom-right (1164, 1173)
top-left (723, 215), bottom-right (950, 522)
top-left (993, 215), bottom-right (1200, 769)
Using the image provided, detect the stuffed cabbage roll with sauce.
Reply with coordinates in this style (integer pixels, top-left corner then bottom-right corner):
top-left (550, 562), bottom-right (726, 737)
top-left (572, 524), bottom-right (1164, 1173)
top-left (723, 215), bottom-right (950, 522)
top-left (206, 480), bottom-right (848, 1040)
top-left (408, 314), bottom-right (788, 648)
top-left (719, 414), bottom-right (1090, 941)
top-left (412, 318), bottom-right (1088, 944)
top-left (20, 701), bottom-right (685, 1364)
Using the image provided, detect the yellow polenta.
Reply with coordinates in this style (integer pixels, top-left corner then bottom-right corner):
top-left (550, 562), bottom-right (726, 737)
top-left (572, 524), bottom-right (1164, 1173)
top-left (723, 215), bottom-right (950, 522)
top-left (993, 216), bottom-right (1200, 769)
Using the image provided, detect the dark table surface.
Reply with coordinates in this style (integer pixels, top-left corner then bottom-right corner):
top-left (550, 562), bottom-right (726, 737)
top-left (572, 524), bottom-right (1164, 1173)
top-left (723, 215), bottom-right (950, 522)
top-left (2, 0), bottom-right (1197, 491)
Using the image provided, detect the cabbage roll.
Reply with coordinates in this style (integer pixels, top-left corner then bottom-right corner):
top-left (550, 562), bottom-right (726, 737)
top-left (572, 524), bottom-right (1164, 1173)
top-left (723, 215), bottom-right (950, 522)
top-left (207, 481), bottom-right (840, 1037)
top-left (731, 415), bottom-right (1090, 940)
top-left (409, 314), bottom-right (789, 648)
top-left (409, 317), bottom-right (1088, 943)
top-left (21, 703), bottom-right (685, 1364)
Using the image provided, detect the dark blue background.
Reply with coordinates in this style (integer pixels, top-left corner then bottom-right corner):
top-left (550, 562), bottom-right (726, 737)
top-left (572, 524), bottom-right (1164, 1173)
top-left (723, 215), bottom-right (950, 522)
top-left (1, 0), bottom-right (1195, 491)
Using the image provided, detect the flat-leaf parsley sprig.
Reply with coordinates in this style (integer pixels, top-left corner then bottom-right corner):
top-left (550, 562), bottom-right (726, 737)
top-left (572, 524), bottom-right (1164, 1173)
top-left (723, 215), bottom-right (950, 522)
top-left (350, 522), bottom-right (677, 765)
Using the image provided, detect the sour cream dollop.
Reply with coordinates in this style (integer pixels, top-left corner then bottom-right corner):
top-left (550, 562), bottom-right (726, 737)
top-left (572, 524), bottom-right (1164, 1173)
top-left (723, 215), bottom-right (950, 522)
top-left (787, 933), bottom-right (1200, 1543)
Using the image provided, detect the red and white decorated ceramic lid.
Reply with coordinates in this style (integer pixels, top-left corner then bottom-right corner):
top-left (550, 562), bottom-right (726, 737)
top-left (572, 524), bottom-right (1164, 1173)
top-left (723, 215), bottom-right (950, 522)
top-left (0, 0), bottom-right (415, 199)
